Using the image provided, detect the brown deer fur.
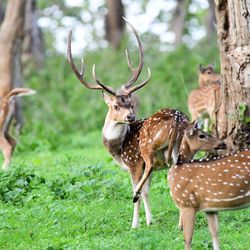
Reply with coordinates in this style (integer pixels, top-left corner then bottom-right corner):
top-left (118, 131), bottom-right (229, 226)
top-left (168, 125), bottom-right (249, 250)
top-left (188, 64), bottom-right (221, 123)
top-left (0, 88), bottom-right (35, 169)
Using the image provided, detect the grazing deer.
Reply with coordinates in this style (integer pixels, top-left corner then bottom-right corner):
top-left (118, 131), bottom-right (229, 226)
top-left (68, 18), bottom-right (193, 228)
top-left (188, 65), bottom-right (221, 129)
top-left (0, 88), bottom-right (36, 169)
top-left (168, 125), bottom-right (250, 250)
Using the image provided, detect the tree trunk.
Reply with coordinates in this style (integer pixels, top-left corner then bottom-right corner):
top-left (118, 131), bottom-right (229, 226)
top-left (0, 1), bottom-right (4, 24)
top-left (214, 0), bottom-right (250, 151)
top-left (206, 0), bottom-right (216, 37)
top-left (170, 0), bottom-right (190, 45)
top-left (22, 0), bottom-right (44, 71)
top-left (0, 0), bottom-right (26, 97)
top-left (105, 0), bottom-right (125, 49)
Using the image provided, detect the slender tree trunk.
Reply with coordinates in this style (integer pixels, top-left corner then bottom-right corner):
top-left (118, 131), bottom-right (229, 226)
top-left (0, 0), bottom-right (26, 97)
top-left (22, 0), bottom-right (44, 71)
top-left (214, 0), bottom-right (250, 150)
top-left (206, 0), bottom-right (216, 37)
top-left (105, 0), bottom-right (125, 49)
top-left (171, 0), bottom-right (190, 45)
top-left (0, 1), bottom-right (4, 23)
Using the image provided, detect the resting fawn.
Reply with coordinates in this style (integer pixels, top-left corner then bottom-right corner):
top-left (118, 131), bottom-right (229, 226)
top-left (68, 18), bottom-right (194, 228)
top-left (0, 88), bottom-right (36, 169)
top-left (168, 123), bottom-right (249, 250)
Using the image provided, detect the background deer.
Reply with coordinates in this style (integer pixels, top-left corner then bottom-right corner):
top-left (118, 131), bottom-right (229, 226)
top-left (168, 125), bottom-right (249, 250)
top-left (188, 64), bottom-right (221, 130)
top-left (68, 18), bottom-right (194, 228)
top-left (198, 64), bottom-right (221, 87)
top-left (0, 88), bottom-right (36, 169)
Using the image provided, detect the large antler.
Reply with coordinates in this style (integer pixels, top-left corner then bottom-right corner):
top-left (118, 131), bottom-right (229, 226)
top-left (67, 30), bottom-right (116, 95)
top-left (121, 17), bottom-right (151, 95)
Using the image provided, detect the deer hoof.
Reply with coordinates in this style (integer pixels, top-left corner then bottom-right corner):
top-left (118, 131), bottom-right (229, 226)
top-left (133, 192), bottom-right (140, 203)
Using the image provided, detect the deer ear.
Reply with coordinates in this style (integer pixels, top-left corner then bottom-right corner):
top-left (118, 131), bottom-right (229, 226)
top-left (102, 92), bottom-right (113, 105)
top-left (199, 64), bottom-right (203, 72)
top-left (193, 120), bottom-right (199, 129)
top-left (186, 121), bottom-right (199, 136)
top-left (209, 63), bottom-right (215, 69)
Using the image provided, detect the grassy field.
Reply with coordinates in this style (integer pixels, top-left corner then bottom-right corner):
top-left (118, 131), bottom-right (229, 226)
top-left (0, 43), bottom-right (249, 249)
top-left (0, 131), bottom-right (249, 250)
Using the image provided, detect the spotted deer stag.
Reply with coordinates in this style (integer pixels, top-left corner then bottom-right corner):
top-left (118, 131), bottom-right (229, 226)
top-left (188, 64), bottom-right (221, 128)
top-left (0, 88), bottom-right (36, 169)
top-left (68, 18), bottom-right (192, 228)
top-left (168, 125), bottom-right (250, 250)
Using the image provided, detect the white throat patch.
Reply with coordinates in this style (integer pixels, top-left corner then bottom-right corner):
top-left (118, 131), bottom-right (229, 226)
top-left (103, 120), bottom-right (129, 141)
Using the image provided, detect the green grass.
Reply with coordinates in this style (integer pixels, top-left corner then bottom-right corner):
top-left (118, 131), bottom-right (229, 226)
top-left (0, 132), bottom-right (249, 250)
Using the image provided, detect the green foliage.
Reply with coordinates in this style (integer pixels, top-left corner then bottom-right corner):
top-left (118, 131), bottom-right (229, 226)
top-left (238, 102), bottom-right (250, 123)
top-left (0, 167), bottom-right (45, 204)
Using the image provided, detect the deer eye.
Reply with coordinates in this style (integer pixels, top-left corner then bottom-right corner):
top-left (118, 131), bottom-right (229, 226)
top-left (199, 134), bottom-right (206, 139)
top-left (114, 105), bottom-right (118, 110)
top-left (207, 71), bottom-right (211, 74)
top-left (131, 105), bottom-right (134, 109)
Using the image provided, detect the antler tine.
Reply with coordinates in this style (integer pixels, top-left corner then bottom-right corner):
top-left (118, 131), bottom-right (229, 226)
top-left (67, 30), bottom-right (116, 95)
top-left (125, 67), bottom-right (151, 95)
top-left (122, 17), bottom-right (144, 90)
top-left (92, 65), bottom-right (116, 95)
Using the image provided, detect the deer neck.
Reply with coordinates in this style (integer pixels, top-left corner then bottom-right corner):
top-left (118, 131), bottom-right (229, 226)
top-left (102, 114), bottom-right (129, 156)
top-left (177, 136), bottom-right (196, 164)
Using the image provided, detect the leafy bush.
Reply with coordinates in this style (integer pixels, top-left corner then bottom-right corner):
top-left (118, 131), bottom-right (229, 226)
top-left (0, 167), bottom-right (45, 204)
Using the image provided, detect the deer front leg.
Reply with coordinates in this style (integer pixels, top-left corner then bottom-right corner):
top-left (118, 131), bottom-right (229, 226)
top-left (206, 212), bottom-right (220, 250)
top-left (130, 164), bottom-right (143, 228)
top-left (133, 153), bottom-right (153, 203)
top-left (0, 134), bottom-right (14, 170)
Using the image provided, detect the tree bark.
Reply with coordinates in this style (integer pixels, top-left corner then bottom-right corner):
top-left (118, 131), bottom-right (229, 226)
top-left (214, 0), bottom-right (250, 150)
top-left (206, 0), bottom-right (216, 37)
top-left (170, 0), bottom-right (190, 45)
top-left (105, 0), bottom-right (125, 49)
top-left (22, 0), bottom-right (44, 70)
top-left (0, 1), bottom-right (4, 24)
top-left (0, 0), bottom-right (26, 97)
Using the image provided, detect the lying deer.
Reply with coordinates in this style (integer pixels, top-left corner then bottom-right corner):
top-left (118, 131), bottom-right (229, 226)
top-left (188, 64), bottom-right (221, 127)
top-left (168, 125), bottom-right (250, 250)
top-left (68, 18), bottom-right (192, 228)
top-left (0, 88), bottom-right (36, 169)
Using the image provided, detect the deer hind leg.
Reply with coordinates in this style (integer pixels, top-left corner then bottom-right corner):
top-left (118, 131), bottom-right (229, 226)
top-left (206, 212), bottom-right (220, 250)
top-left (0, 134), bottom-right (14, 170)
top-left (182, 208), bottom-right (196, 250)
top-left (141, 175), bottom-right (152, 226)
top-left (133, 153), bottom-right (153, 203)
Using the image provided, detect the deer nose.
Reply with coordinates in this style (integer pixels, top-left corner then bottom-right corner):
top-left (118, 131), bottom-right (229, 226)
top-left (127, 114), bottom-right (135, 122)
top-left (215, 141), bottom-right (227, 150)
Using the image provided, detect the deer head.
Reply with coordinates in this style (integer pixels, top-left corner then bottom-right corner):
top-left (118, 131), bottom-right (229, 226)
top-left (198, 64), bottom-right (221, 87)
top-left (178, 122), bottom-right (226, 163)
top-left (67, 17), bottom-right (150, 124)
